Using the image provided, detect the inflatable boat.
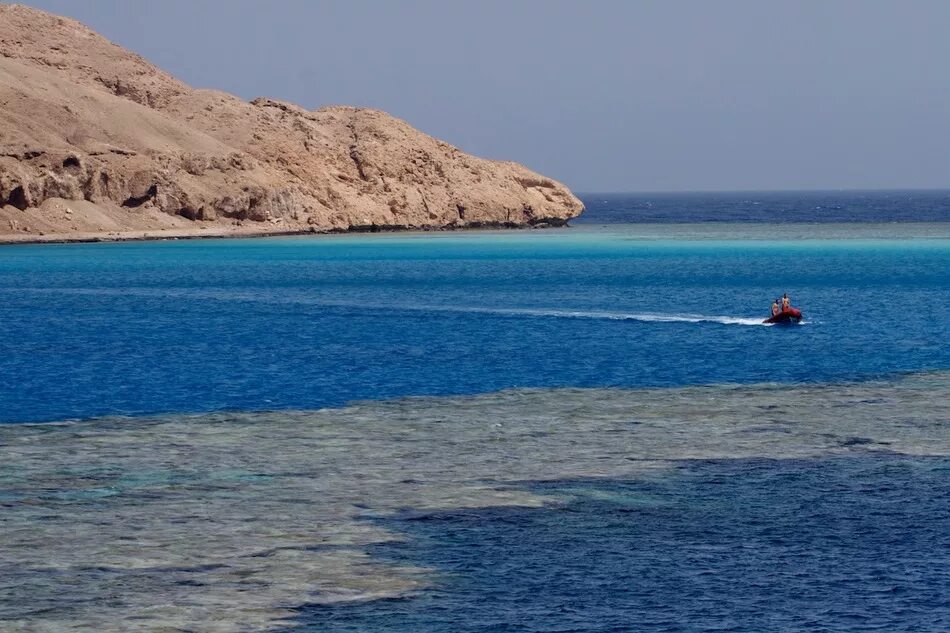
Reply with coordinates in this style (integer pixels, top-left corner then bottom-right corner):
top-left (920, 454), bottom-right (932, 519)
top-left (764, 307), bottom-right (802, 324)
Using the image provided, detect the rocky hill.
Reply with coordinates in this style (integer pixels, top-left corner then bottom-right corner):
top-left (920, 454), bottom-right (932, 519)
top-left (0, 4), bottom-right (583, 242)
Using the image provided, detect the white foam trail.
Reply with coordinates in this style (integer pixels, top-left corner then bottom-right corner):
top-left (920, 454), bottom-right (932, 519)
top-left (470, 307), bottom-right (772, 326)
top-left (350, 303), bottom-right (771, 326)
top-left (10, 286), bottom-right (776, 326)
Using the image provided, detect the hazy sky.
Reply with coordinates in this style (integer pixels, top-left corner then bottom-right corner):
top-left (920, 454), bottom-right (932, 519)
top-left (22, 0), bottom-right (950, 192)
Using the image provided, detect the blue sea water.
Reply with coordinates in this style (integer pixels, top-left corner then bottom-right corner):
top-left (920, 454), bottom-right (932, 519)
top-left (1, 191), bottom-right (949, 632)
top-left (1, 223), bottom-right (949, 424)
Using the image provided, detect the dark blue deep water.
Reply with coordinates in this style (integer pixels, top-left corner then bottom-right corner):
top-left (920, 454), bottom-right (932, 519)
top-left (578, 190), bottom-right (950, 223)
top-left (294, 456), bottom-right (950, 633)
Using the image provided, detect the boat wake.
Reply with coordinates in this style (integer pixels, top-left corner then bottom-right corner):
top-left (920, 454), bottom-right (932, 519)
top-left (15, 287), bottom-right (777, 326)
top-left (370, 304), bottom-right (772, 327)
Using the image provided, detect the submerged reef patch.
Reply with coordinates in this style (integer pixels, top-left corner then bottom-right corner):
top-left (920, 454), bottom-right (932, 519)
top-left (1, 373), bottom-right (949, 631)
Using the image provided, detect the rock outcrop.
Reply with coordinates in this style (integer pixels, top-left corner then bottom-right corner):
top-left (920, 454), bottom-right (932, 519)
top-left (0, 4), bottom-right (583, 241)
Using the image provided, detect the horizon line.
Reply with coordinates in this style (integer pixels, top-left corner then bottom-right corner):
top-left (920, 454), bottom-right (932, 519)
top-left (574, 187), bottom-right (950, 196)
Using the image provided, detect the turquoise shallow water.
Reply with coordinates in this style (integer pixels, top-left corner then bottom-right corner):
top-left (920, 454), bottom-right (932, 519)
top-left (1, 218), bottom-right (949, 632)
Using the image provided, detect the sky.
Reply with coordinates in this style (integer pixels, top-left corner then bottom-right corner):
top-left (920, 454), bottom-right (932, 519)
top-left (21, 0), bottom-right (950, 192)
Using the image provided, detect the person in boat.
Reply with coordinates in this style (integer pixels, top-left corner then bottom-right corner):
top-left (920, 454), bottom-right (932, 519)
top-left (781, 293), bottom-right (791, 312)
top-left (771, 299), bottom-right (780, 316)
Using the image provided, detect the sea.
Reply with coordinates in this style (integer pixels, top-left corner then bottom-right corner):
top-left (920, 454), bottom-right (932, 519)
top-left (1, 190), bottom-right (949, 632)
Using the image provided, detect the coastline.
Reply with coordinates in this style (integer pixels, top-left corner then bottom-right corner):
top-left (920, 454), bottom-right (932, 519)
top-left (0, 217), bottom-right (572, 246)
top-left (5, 218), bottom-right (950, 247)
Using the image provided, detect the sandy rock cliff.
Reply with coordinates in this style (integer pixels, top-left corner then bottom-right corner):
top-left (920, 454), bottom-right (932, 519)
top-left (0, 4), bottom-right (583, 241)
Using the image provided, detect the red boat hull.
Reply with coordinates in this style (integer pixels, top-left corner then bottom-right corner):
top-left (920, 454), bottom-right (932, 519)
top-left (764, 307), bottom-right (802, 324)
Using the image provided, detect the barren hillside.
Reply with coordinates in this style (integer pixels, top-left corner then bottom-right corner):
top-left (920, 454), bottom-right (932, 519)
top-left (0, 4), bottom-right (583, 242)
